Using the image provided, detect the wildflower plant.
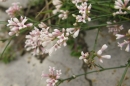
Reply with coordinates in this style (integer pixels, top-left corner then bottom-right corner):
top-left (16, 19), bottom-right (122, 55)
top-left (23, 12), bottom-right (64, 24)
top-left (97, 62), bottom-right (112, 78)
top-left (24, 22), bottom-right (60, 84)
top-left (0, 0), bottom-right (130, 86)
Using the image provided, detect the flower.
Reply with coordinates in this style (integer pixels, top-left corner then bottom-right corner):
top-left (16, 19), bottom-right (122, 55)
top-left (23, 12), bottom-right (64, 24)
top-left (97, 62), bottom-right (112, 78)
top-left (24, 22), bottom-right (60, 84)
top-left (114, 0), bottom-right (130, 9)
top-left (25, 27), bottom-right (46, 55)
top-left (66, 28), bottom-right (80, 38)
top-left (115, 34), bottom-right (125, 39)
top-left (116, 29), bottom-right (130, 52)
top-left (79, 51), bottom-right (89, 63)
top-left (73, 29), bottom-right (80, 38)
top-left (41, 66), bottom-right (62, 86)
top-left (7, 16), bottom-right (33, 36)
top-left (73, 2), bottom-right (92, 23)
top-left (97, 44), bottom-right (111, 63)
top-left (58, 10), bottom-right (68, 20)
top-left (118, 40), bottom-right (130, 52)
top-left (6, 2), bottom-right (22, 17)
top-left (52, 0), bottom-right (62, 15)
top-left (113, 0), bottom-right (130, 15)
top-left (107, 21), bottom-right (124, 35)
top-left (79, 51), bottom-right (89, 60)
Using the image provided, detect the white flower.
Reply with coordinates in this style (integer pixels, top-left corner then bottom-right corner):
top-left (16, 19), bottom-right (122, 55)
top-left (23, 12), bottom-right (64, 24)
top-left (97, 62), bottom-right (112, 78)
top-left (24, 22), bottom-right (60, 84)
top-left (73, 29), bottom-right (80, 38)
top-left (113, 0), bottom-right (130, 15)
top-left (125, 43), bottom-right (130, 52)
top-left (79, 51), bottom-right (89, 60)
top-left (97, 44), bottom-right (111, 63)
top-left (58, 10), bottom-right (68, 20)
top-left (79, 51), bottom-right (89, 63)
top-left (115, 34), bottom-right (125, 39)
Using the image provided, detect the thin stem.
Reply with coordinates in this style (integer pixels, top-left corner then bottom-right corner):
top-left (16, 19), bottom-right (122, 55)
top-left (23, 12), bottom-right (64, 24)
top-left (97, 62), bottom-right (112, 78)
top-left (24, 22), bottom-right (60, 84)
top-left (82, 20), bottom-right (130, 30)
top-left (93, 28), bottom-right (100, 51)
top-left (0, 39), bottom-right (12, 59)
top-left (118, 63), bottom-right (130, 86)
top-left (58, 64), bottom-right (128, 85)
top-left (35, 1), bottom-right (52, 19)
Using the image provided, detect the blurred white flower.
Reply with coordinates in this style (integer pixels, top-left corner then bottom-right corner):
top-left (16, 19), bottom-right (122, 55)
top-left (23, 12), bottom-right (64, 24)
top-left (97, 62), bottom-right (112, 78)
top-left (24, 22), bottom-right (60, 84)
top-left (107, 21), bottom-right (124, 35)
top-left (97, 44), bottom-right (111, 63)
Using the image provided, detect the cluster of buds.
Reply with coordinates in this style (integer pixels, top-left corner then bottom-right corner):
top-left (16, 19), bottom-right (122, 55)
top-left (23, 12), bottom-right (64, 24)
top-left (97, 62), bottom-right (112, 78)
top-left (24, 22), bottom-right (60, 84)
top-left (107, 21), bottom-right (124, 35)
top-left (115, 29), bottom-right (130, 52)
top-left (6, 2), bottom-right (22, 17)
top-left (41, 66), bottom-right (62, 86)
top-left (79, 44), bottom-right (111, 64)
top-left (72, 1), bottom-right (91, 24)
top-left (25, 22), bottom-right (80, 56)
top-left (7, 16), bottom-right (33, 36)
top-left (113, 0), bottom-right (130, 16)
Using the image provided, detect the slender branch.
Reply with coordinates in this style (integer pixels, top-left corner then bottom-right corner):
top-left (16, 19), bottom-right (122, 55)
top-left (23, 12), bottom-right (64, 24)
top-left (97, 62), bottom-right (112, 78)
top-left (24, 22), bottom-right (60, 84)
top-left (93, 28), bottom-right (100, 51)
top-left (57, 64), bottom-right (129, 85)
top-left (118, 63), bottom-right (130, 86)
top-left (0, 39), bottom-right (12, 59)
top-left (35, 1), bottom-right (52, 19)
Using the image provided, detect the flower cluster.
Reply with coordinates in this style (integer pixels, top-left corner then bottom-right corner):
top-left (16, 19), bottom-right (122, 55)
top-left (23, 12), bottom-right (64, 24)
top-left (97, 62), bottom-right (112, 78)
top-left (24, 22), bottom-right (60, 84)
top-left (107, 21), bottom-right (124, 35)
top-left (79, 44), bottom-right (111, 63)
top-left (72, 1), bottom-right (91, 24)
top-left (6, 2), bottom-right (22, 17)
top-left (113, 0), bottom-right (130, 16)
top-left (115, 29), bottom-right (130, 52)
top-left (25, 22), bottom-right (80, 56)
top-left (41, 66), bottom-right (62, 86)
top-left (7, 16), bottom-right (33, 36)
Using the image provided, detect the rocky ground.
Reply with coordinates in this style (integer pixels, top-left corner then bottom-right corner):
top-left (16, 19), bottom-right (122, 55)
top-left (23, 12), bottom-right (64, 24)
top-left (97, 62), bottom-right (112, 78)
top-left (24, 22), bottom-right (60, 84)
top-left (0, 0), bottom-right (130, 86)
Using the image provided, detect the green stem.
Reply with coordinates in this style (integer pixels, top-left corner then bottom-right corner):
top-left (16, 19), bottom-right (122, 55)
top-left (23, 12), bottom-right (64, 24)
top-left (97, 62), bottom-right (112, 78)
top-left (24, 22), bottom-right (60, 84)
top-left (0, 39), bottom-right (12, 59)
top-left (58, 64), bottom-right (129, 85)
top-left (93, 28), bottom-right (100, 51)
top-left (82, 20), bottom-right (130, 30)
top-left (118, 63), bottom-right (130, 86)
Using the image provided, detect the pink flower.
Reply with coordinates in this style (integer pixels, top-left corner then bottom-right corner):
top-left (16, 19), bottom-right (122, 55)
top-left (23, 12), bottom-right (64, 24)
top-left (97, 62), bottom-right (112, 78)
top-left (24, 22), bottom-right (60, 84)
top-left (107, 21), bottom-right (124, 35)
top-left (118, 40), bottom-right (130, 51)
top-left (7, 16), bottom-right (33, 36)
top-left (6, 2), bottom-right (22, 17)
top-left (97, 44), bottom-right (111, 63)
top-left (25, 27), bottom-right (45, 55)
top-left (41, 66), bottom-right (62, 86)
